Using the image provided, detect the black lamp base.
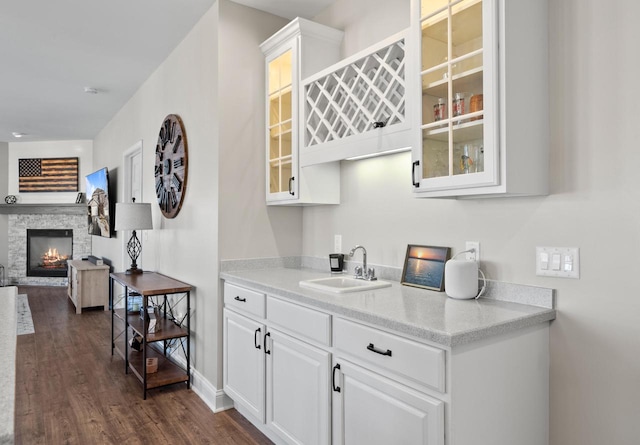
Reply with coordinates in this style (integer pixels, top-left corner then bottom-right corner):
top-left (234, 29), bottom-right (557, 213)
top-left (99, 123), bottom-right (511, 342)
top-left (125, 230), bottom-right (144, 275)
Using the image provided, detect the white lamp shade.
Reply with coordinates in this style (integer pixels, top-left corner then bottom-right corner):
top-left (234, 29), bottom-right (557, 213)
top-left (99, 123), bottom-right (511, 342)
top-left (115, 202), bottom-right (153, 231)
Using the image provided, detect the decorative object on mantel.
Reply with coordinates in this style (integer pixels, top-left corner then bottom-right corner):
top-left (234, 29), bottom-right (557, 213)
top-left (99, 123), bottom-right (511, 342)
top-left (4, 195), bottom-right (16, 204)
top-left (18, 157), bottom-right (78, 192)
top-left (75, 192), bottom-right (85, 204)
top-left (155, 114), bottom-right (188, 219)
top-left (114, 198), bottom-right (153, 275)
top-left (401, 244), bottom-right (450, 291)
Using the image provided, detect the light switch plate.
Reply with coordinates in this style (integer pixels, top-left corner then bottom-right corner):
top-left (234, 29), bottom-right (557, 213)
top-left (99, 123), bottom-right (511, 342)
top-left (536, 247), bottom-right (580, 278)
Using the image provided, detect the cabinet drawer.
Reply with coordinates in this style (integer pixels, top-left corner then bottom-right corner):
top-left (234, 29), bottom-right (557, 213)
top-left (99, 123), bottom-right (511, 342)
top-left (224, 282), bottom-right (265, 318)
top-left (333, 317), bottom-right (445, 393)
top-left (267, 296), bottom-right (331, 346)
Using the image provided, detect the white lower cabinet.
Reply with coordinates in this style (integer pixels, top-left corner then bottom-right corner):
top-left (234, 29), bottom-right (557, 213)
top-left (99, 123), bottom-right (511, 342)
top-left (223, 281), bottom-right (550, 445)
top-left (267, 329), bottom-right (331, 445)
top-left (223, 292), bottom-right (331, 445)
top-left (332, 359), bottom-right (444, 445)
top-left (223, 309), bottom-right (265, 422)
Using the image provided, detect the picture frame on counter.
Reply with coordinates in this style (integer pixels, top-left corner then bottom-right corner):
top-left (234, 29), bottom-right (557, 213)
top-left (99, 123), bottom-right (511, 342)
top-left (401, 244), bottom-right (450, 291)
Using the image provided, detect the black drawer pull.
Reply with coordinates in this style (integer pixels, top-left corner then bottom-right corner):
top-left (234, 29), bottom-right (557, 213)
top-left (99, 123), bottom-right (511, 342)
top-left (234, 296), bottom-right (246, 302)
top-left (332, 363), bottom-right (341, 393)
top-left (288, 177), bottom-right (295, 196)
top-left (264, 332), bottom-right (271, 355)
top-left (254, 328), bottom-right (261, 349)
top-left (367, 343), bottom-right (392, 357)
top-left (412, 160), bottom-right (420, 187)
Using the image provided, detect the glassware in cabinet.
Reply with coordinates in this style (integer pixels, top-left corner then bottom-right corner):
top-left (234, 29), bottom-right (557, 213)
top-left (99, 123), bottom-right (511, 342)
top-left (413, 0), bottom-right (549, 197)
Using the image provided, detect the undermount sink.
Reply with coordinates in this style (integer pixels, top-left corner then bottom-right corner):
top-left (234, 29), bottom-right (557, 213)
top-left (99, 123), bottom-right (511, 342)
top-left (299, 276), bottom-right (392, 294)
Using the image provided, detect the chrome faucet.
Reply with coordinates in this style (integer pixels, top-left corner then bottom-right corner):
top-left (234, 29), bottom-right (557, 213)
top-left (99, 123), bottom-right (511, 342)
top-left (349, 245), bottom-right (377, 281)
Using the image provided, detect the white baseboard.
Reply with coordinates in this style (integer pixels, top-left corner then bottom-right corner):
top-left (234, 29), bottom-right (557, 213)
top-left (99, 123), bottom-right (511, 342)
top-left (150, 345), bottom-right (234, 413)
top-left (189, 366), bottom-right (234, 413)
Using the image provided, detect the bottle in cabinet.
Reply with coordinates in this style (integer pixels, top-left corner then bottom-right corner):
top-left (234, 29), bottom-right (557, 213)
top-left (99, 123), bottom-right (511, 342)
top-left (411, 0), bottom-right (549, 197)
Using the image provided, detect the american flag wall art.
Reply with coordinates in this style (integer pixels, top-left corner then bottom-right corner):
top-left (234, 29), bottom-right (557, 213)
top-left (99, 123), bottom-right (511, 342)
top-left (18, 157), bottom-right (79, 192)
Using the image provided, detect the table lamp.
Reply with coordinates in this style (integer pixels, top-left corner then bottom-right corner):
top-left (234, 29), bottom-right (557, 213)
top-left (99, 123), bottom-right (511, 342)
top-left (115, 199), bottom-right (153, 274)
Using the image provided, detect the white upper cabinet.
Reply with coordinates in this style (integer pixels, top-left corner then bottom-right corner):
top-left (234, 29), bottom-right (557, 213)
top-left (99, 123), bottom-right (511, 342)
top-left (260, 18), bottom-right (343, 205)
top-left (411, 0), bottom-right (549, 197)
top-left (300, 31), bottom-right (412, 166)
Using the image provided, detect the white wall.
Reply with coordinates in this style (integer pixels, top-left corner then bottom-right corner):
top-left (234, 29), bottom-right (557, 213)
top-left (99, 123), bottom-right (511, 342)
top-left (91, 0), bottom-right (293, 398)
top-left (217, 0), bottom-right (295, 393)
top-left (313, 0), bottom-right (409, 58)
top-left (217, 1), bottom-right (298, 261)
top-left (0, 142), bottom-right (8, 270)
top-left (92, 0), bottom-right (220, 391)
top-left (6, 140), bottom-right (93, 203)
top-left (308, 1), bottom-right (640, 444)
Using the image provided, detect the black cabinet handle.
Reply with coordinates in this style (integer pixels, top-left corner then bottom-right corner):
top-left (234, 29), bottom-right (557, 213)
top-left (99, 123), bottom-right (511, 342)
top-left (412, 160), bottom-right (420, 187)
top-left (264, 332), bottom-right (271, 355)
top-left (288, 177), bottom-right (295, 196)
top-left (367, 343), bottom-right (392, 357)
top-left (234, 296), bottom-right (246, 302)
top-left (254, 328), bottom-right (261, 349)
top-left (332, 363), bottom-right (341, 393)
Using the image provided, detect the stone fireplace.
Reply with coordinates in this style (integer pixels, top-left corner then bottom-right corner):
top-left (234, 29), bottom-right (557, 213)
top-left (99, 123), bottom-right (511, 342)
top-left (7, 212), bottom-right (91, 286)
top-left (26, 229), bottom-right (73, 277)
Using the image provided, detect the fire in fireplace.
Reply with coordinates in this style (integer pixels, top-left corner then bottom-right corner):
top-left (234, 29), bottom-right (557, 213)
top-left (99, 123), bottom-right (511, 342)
top-left (26, 229), bottom-right (73, 277)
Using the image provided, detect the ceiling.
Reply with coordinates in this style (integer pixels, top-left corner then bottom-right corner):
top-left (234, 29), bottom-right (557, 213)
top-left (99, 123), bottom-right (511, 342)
top-left (0, 0), bottom-right (333, 144)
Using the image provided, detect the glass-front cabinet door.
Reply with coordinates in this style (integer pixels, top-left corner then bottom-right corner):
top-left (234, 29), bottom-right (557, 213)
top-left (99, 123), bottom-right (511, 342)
top-left (266, 47), bottom-right (298, 202)
top-left (413, 0), bottom-right (498, 194)
top-left (261, 18), bottom-right (342, 205)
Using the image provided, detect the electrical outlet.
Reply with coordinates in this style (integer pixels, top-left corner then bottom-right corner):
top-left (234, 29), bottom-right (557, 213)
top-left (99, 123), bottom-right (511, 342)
top-left (465, 241), bottom-right (480, 262)
top-left (334, 234), bottom-right (342, 253)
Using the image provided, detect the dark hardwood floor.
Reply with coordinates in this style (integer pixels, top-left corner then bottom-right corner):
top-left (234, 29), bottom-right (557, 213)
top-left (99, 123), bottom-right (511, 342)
top-left (15, 285), bottom-right (272, 445)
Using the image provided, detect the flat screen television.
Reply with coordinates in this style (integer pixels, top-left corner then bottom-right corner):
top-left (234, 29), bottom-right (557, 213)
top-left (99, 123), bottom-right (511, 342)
top-left (86, 167), bottom-right (111, 238)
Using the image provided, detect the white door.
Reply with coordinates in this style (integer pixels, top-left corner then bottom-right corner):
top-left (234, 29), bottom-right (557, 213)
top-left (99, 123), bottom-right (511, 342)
top-left (332, 359), bottom-right (444, 445)
top-left (266, 329), bottom-right (331, 445)
top-left (129, 150), bottom-right (142, 202)
top-left (123, 139), bottom-right (143, 203)
top-left (223, 309), bottom-right (266, 423)
top-left (122, 140), bottom-right (144, 269)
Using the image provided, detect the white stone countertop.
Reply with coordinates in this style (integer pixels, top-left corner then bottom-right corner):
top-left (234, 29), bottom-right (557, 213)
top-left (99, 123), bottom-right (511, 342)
top-left (220, 267), bottom-right (556, 348)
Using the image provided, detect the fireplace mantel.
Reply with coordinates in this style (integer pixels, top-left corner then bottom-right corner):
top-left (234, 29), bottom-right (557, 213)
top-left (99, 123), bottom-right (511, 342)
top-left (0, 204), bottom-right (85, 215)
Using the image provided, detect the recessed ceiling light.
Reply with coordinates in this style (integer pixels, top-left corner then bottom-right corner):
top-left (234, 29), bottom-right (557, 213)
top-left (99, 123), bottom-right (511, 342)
top-left (12, 132), bottom-right (26, 138)
top-left (84, 87), bottom-right (98, 94)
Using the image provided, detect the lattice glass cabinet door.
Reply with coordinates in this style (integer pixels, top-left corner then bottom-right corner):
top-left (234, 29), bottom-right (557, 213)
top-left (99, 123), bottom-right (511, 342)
top-left (267, 50), bottom-right (295, 199)
top-left (414, 0), bottom-right (498, 192)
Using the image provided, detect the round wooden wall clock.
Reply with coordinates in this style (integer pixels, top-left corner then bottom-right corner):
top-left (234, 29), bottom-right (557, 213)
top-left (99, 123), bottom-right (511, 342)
top-left (155, 114), bottom-right (188, 219)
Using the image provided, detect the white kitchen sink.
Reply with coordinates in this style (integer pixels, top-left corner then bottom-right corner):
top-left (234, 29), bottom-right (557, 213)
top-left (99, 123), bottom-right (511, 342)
top-left (299, 276), bottom-right (391, 294)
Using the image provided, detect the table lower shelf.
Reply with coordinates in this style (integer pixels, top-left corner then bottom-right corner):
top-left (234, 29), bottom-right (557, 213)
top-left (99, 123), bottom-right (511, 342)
top-left (129, 348), bottom-right (189, 389)
top-left (113, 337), bottom-right (189, 391)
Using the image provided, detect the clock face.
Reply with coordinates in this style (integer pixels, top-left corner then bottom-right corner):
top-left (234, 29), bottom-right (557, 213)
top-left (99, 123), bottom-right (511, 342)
top-left (155, 114), bottom-right (188, 218)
